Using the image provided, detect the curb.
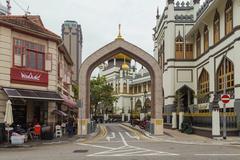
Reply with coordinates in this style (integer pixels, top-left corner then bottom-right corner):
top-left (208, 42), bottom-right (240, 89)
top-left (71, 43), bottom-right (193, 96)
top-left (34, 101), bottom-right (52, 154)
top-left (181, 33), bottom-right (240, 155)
top-left (121, 123), bottom-right (240, 146)
top-left (76, 124), bottom-right (101, 143)
top-left (121, 123), bottom-right (152, 138)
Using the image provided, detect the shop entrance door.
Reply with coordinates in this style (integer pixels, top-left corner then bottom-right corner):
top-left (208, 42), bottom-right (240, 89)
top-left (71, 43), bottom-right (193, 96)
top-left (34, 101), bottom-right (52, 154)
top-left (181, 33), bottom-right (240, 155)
top-left (12, 104), bottom-right (27, 128)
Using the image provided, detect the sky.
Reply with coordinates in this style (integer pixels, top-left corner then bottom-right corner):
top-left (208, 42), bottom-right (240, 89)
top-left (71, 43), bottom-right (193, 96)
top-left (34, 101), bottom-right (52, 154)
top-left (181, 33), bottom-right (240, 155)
top-left (5, 0), bottom-right (167, 61)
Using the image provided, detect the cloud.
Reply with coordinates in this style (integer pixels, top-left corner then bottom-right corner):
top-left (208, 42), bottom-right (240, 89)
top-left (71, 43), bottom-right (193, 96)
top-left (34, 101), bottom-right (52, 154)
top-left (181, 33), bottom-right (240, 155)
top-left (10, 0), bottom-right (163, 61)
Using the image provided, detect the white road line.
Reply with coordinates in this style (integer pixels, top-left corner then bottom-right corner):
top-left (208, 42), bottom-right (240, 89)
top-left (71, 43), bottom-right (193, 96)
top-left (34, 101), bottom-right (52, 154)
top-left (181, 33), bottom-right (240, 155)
top-left (195, 154), bottom-right (240, 156)
top-left (125, 132), bottom-right (140, 140)
top-left (119, 132), bottom-right (128, 146)
top-left (76, 143), bottom-right (114, 150)
top-left (106, 132), bottom-right (115, 142)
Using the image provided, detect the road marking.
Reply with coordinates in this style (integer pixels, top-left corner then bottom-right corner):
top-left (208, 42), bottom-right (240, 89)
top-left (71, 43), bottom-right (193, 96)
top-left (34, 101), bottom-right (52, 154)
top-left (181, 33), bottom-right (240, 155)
top-left (119, 132), bottom-right (128, 146)
top-left (125, 132), bottom-right (140, 140)
top-left (76, 143), bottom-right (114, 150)
top-left (106, 132), bottom-right (115, 142)
top-left (195, 154), bottom-right (240, 156)
top-left (87, 145), bottom-right (179, 157)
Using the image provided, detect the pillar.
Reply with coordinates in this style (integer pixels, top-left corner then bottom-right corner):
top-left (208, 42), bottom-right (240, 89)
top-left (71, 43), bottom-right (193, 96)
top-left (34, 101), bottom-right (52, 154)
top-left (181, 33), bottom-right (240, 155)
top-left (172, 112), bottom-right (177, 129)
top-left (212, 108), bottom-right (221, 137)
top-left (179, 112), bottom-right (184, 130)
top-left (120, 71), bottom-right (123, 93)
top-left (0, 91), bottom-right (7, 123)
top-left (122, 113), bottom-right (125, 122)
top-left (193, 0), bottom-right (200, 20)
top-left (48, 102), bottom-right (57, 128)
top-left (26, 101), bottom-right (34, 123)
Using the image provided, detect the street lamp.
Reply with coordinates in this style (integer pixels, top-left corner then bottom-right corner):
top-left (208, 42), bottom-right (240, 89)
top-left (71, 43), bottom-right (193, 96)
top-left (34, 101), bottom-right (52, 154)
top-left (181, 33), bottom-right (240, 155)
top-left (221, 46), bottom-right (231, 140)
top-left (130, 97), bottom-right (133, 124)
top-left (143, 89), bottom-right (147, 118)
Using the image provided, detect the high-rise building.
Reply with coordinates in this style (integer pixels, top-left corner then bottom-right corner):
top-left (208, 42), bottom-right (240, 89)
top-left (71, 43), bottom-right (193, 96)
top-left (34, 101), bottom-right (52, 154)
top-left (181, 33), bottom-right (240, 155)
top-left (62, 20), bottom-right (83, 85)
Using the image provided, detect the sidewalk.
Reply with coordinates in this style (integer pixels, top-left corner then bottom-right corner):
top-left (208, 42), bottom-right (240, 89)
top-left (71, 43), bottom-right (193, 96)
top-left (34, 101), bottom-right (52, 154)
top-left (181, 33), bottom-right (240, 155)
top-left (122, 123), bottom-right (240, 146)
top-left (0, 124), bottom-right (100, 149)
top-left (0, 135), bottom-right (80, 149)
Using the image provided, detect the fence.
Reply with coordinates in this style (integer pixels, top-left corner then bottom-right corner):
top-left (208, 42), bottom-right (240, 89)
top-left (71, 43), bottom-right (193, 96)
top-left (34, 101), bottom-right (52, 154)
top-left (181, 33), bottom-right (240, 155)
top-left (183, 112), bottom-right (237, 129)
top-left (163, 113), bottom-right (172, 124)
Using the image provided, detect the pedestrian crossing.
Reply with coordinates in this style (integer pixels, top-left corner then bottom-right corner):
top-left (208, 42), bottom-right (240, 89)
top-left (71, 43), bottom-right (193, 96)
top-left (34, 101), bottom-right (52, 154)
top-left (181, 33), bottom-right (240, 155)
top-left (87, 145), bottom-right (178, 157)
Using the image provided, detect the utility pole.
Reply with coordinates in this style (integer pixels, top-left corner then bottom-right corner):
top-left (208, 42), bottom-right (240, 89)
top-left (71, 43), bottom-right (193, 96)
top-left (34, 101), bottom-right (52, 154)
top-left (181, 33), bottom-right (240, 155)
top-left (223, 55), bottom-right (227, 139)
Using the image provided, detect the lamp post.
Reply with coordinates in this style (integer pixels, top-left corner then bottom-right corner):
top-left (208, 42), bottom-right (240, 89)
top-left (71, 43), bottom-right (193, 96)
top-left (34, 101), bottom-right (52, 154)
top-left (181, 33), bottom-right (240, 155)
top-left (223, 54), bottom-right (227, 139)
top-left (130, 97), bottom-right (133, 124)
top-left (144, 89), bottom-right (147, 118)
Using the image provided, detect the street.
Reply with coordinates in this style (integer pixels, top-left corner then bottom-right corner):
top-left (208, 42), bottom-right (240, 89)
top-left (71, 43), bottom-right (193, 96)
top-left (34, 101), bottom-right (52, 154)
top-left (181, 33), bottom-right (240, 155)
top-left (0, 123), bottom-right (240, 160)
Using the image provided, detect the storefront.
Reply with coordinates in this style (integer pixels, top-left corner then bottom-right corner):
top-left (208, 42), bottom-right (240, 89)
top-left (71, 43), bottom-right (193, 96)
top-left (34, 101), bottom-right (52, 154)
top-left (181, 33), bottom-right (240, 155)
top-left (2, 88), bottom-right (64, 129)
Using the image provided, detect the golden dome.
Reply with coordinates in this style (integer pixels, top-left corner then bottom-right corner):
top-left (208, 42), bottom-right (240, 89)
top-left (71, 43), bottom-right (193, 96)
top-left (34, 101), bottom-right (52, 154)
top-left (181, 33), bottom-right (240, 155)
top-left (114, 53), bottom-right (131, 61)
top-left (122, 63), bottom-right (129, 70)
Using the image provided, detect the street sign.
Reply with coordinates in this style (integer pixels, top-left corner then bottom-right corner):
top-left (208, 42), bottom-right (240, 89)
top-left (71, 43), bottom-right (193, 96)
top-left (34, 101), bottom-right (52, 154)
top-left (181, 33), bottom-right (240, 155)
top-left (221, 94), bottom-right (230, 104)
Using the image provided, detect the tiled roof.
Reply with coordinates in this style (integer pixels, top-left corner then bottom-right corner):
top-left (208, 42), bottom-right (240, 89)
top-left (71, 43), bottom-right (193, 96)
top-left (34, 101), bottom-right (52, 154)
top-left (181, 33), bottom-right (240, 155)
top-left (0, 15), bottom-right (60, 40)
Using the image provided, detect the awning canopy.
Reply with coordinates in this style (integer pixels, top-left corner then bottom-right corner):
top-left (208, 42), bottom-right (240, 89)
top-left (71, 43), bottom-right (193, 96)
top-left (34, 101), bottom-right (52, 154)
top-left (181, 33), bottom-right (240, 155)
top-left (52, 109), bottom-right (68, 117)
top-left (61, 94), bottom-right (77, 108)
top-left (3, 88), bottom-right (63, 101)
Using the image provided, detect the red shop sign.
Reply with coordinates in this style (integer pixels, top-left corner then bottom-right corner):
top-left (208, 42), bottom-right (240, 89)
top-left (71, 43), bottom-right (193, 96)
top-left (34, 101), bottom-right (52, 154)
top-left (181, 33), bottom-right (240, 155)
top-left (11, 68), bottom-right (48, 86)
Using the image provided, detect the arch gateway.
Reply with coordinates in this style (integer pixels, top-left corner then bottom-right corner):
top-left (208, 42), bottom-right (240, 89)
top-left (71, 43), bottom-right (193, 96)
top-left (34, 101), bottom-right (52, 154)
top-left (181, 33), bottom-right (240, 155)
top-left (78, 37), bottom-right (164, 135)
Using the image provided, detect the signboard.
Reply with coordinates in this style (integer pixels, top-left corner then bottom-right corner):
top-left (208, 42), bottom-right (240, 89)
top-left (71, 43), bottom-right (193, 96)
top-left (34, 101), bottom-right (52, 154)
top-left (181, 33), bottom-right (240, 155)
top-left (11, 68), bottom-right (48, 86)
top-left (221, 94), bottom-right (230, 104)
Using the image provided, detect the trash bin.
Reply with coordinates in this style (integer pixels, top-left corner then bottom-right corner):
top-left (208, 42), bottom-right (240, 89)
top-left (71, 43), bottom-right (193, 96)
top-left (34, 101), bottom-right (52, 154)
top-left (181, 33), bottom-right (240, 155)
top-left (0, 123), bottom-right (5, 143)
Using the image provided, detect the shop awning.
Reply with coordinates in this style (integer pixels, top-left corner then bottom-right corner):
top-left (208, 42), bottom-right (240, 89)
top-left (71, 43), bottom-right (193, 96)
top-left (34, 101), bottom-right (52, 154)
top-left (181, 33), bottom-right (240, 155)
top-left (52, 109), bottom-right (68, 117)
top-left (2, 88), bottom-right (63, 101)
top-left (61, 94), bottom-right (76, 108)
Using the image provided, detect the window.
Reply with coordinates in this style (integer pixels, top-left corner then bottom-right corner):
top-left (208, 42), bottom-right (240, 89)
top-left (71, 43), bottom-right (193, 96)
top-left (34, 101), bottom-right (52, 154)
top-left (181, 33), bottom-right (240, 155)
top-left (185, 43), bottom-right (193, 59)
top-left (198, 69), bottom-right (209, 95)
top-left (214, 10), bottom-right (220, 44)
top-left (138, 85), bottom-right (141, 93)
top-left (13, 38), bottom-right (45, 71)
top-left (175, 34), bottom-right (184, 59)
top-left (196, 31), bottom-right (201, 57)
top-left (204, 25), bottom-right (209, 52)
top-left (217, 58), bottom-right (234, 91)
top-left (225, 0), bottom-right (233, 35)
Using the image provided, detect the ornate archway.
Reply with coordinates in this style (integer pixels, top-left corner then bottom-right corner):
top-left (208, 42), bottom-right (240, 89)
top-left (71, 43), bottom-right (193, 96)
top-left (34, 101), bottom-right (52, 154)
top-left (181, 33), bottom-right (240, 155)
top-left (78, 38), bottom-right (163, 135)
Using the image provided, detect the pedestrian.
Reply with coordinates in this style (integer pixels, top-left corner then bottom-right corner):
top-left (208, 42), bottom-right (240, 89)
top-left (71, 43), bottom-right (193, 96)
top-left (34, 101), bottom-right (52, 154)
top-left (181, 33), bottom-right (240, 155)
top-left (67, 119), bottom-right (73, 137)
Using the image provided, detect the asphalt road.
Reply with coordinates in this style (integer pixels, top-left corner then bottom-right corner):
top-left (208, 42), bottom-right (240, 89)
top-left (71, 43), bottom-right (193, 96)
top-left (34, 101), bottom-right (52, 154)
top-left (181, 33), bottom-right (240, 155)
top-left (0, 123), bottom-right (240, 160)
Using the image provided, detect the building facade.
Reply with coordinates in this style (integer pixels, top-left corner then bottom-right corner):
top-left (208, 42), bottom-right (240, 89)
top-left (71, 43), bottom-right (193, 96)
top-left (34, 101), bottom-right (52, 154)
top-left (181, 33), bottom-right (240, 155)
top-left (0, 15), bottom-right (76, 130)
top-left (153, 0), bottom-right (240, 134)
top-left (62, 20), bottom-right (83, 86)
top-left (99, 54), bottom-right (151, 117)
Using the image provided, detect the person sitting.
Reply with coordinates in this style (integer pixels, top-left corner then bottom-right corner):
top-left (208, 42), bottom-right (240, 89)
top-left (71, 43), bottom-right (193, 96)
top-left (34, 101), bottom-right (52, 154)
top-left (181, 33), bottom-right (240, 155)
top-left (34, 123), bottom-right (41, 140)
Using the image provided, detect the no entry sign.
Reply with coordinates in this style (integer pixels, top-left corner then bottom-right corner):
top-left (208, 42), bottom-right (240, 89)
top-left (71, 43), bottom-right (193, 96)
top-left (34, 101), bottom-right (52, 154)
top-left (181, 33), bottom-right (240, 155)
top-left (221, 94), bottom-right (230, 104)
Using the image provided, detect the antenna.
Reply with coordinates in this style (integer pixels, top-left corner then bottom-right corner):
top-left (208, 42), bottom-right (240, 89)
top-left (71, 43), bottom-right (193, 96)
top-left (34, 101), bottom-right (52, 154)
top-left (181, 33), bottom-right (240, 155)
top-left (12, 0), bottom-right (31, 15)
top-left (6, 0), bottom-right (11, 15)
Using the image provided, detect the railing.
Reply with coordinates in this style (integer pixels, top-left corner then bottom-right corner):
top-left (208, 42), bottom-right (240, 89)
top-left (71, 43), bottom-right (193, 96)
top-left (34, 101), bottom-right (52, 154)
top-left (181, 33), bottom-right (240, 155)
top-left (163, 113), bottom-right (172, 124)
top-left (184, 112), bottom-right (237, 129)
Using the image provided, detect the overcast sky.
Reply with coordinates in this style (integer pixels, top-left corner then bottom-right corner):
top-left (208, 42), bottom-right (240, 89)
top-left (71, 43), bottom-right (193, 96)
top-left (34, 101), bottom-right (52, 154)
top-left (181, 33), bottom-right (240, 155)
top-left (5, 0), bottom-right (168, 61)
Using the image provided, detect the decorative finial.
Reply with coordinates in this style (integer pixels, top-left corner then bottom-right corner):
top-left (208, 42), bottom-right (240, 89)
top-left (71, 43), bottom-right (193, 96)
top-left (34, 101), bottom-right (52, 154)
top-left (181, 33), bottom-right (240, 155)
top-left (156, 7), bottom-right (160, 19)
top-left (116, 24), bottom-right (124, 40)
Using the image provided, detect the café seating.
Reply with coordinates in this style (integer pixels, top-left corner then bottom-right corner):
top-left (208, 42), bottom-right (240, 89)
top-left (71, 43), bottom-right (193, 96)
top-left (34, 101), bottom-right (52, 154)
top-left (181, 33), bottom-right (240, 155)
top-left (55, 125), bottom-right (62, 138)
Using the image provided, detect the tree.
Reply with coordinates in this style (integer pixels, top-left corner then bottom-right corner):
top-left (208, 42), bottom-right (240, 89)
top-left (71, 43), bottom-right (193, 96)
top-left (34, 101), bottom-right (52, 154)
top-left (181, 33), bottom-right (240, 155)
top-left (72, 84), bottom-right (79, 99)
top-left (90, 76), bottom-right (118, 116)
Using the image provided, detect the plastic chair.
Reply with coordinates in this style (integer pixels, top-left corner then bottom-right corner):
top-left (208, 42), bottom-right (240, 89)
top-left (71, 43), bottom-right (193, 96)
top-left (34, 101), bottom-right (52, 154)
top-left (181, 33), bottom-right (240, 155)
top-left (55, 125), bottom-right (62, 138)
